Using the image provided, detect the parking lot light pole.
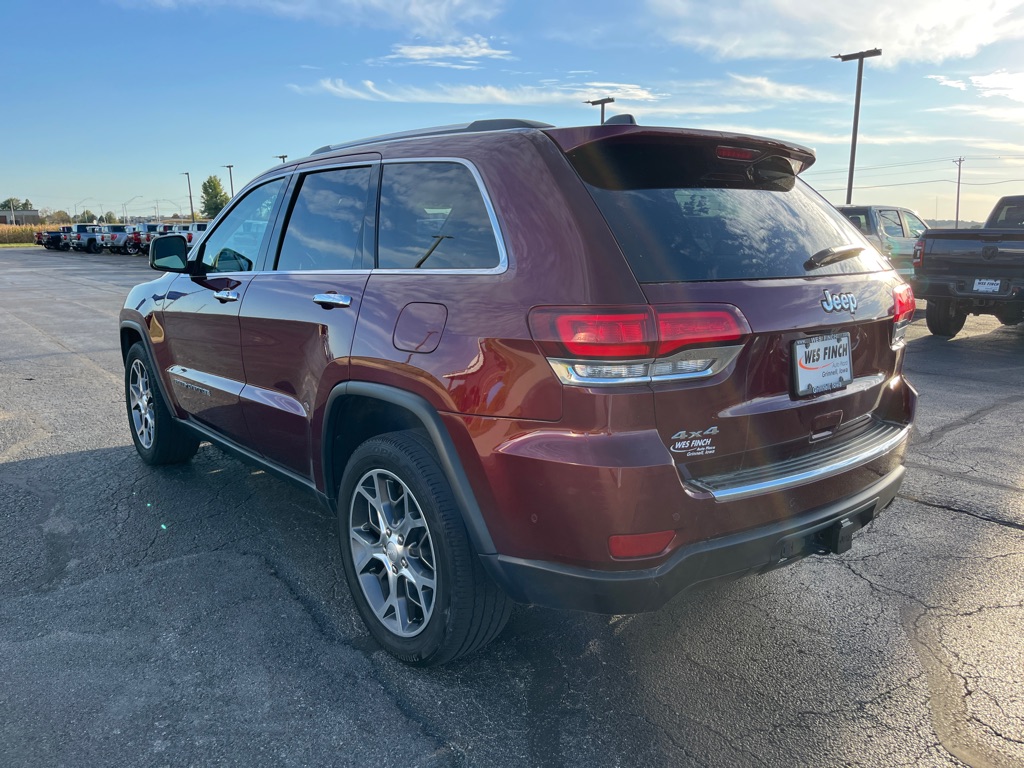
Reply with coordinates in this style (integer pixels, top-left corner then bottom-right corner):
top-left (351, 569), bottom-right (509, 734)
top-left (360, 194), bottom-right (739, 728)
top-left (275, 155), bottom-right (287, 164)
top-left (221, 165), bottom-right (235, 197)
top-left (121, 195), bottom-right (142, 223)
top-left (181, 172), bottom-right (196, 223)
top-left (833, 48), bottom-right (881, 205)
top-left (584, 97), bottom-right (615, 124)
top-left (73, 197), bottom-right (91, 222)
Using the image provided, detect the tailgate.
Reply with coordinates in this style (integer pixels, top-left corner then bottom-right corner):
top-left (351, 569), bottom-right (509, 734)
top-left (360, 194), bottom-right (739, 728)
top-left (642, 275), bottom-right (909, 494)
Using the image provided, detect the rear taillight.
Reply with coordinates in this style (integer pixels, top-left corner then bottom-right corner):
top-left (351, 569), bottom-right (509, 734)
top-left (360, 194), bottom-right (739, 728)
top-left (132, 232), bottom-right (141, 243)
top-left (912, 239), bottom-right (924, 268)
top-left (892, 283), bottom-right (915, 345)
top-left (76, 234), bottom-right (81, 240)
top-left (529, 304), bottom-right (749, 386)
top-left (187, 232), bottom-right (193, 242)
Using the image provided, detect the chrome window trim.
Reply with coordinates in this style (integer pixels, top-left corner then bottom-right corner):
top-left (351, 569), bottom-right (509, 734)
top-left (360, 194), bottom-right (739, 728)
top-left (373, 157), bottom-right (509, 276)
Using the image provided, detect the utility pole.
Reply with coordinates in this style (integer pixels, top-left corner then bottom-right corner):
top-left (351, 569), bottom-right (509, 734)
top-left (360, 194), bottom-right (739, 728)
top-left (953, 157), bottom-right (964, 229)
top-left (8, 199), bottom-right (15, 226)
top-left (583, 97), bottom-right (614, 124)
top-left (181, 172), bottom-right (196, 223)
top-left (222, 164), bottom-right (235, 197)
top-left (833, 48), bottom-right (882, 205)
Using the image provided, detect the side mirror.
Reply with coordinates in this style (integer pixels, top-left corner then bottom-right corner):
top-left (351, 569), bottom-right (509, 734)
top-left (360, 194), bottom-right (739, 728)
top-left (149, 234), bottom-right (193, 273)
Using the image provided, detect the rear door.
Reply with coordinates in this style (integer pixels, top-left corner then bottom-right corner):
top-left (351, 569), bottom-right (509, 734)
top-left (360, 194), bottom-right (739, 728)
top-left (238, 159), bottom-right (378, 479)
top-left (569, 136), bottom-right (908, 512)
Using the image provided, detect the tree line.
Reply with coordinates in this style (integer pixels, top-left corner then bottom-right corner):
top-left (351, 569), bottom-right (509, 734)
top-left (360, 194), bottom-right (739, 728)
top-left (2, 175), bottom-right (232, 225)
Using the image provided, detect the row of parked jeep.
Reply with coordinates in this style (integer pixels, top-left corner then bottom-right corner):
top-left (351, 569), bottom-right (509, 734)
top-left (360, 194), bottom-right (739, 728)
top-left (34, 222), bottom-right (208, 255)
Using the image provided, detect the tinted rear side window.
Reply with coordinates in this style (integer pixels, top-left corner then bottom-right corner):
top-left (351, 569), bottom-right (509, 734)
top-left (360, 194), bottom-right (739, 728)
top-left (377, 162), bottom-right (500, 271)
top-left (571, 139), bottom-right (887, 282)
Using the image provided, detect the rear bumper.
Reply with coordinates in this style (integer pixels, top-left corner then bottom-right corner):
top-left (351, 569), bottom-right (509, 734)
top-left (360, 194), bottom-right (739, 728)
top-left (481, 464), bottom-right (905, 614)
top-left (912, 274), bottom-right (1024, 304)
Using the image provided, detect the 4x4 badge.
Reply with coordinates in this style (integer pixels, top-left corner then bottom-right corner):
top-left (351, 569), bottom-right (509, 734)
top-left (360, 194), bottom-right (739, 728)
top-left (670, 426), bottom-right (719, 456)
top-left (821, 289), bottom-right (858, 313)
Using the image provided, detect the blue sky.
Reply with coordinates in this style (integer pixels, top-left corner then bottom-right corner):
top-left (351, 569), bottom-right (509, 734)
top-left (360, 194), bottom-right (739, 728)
top-left (4, 0), bottom-right (1024, 223)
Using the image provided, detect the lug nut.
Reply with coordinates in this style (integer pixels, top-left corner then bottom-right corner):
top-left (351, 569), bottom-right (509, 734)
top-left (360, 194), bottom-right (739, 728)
top-left (401, 559), bottom-right (407, 567)
top-left (397, 536), bottom-right (404, 545)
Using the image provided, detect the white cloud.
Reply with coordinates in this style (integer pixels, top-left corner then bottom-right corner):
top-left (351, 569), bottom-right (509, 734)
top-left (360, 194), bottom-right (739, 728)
top-left (386, 36), bottom-right (511, 63)
top-left (646, 0), bottom-right (1024, 64)
top-left (927, 75), bottom-right (968, 91)
top-left (296, 78), bottom-right (668, 106)
top-left (725, 74), bottom-right (841, 102)
top-left (927, 102), bottom-right (1024, 125)
top-left (121, 0), bottom-right (502, 37)
top-left (970, 70), bottom-right (1024, 102)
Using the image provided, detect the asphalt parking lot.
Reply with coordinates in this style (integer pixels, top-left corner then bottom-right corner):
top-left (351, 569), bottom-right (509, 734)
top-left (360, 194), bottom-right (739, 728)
top-left (1, 246), bottom-right (1021, 767)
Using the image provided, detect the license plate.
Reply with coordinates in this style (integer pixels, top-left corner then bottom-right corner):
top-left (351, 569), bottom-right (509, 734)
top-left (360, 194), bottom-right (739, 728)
top-left (793, 333), bottom-right (853, 397)
top-left (973, 278), bottom-right (1001, 293)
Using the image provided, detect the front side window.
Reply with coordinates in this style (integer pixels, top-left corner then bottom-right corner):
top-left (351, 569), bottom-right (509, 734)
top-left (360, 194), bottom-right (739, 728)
top-left (377, 162), bottom-right (500, 270)
top-left (200, 178), bottom-right (285, 273)
top-left (276, 166), bottom-right (373, 271)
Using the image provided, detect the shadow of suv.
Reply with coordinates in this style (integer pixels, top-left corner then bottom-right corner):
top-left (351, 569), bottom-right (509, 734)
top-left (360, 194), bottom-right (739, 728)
top-left (120, 118), bottom-right (917, 665)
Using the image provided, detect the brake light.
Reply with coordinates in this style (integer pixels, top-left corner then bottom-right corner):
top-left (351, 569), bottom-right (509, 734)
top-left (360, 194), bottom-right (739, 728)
top-left (547, 310), bottom-right (654, 358)
top-left (76, 234), bottom-right (81, 240)
top-left (912, 239), bottom-right (924, 268)
top-left (717, 145), bottom-right (761, 161)
top-left (187, 232), bottom-right (193, 242)
top-left (132, 232), bottom-right (141, 243)
top-left (892, 283), bottom-right (915, 345)
top-left (529, 304), bottom-right (749, 385)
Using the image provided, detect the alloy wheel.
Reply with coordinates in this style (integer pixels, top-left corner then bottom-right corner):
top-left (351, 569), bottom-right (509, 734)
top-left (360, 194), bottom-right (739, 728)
top-left (128, 359), bottom-right (155, 449)
top-left (349, 468), bottom-right (437, 637)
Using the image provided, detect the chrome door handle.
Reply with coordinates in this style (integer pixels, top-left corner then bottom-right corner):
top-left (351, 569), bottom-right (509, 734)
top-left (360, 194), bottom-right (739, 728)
top-left (213, 290), bottom-right (239, 303)
top-left (313, 293), bottom-right (352, 309)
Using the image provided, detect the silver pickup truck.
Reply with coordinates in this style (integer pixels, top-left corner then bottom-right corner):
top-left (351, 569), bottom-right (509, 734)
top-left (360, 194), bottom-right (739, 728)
top-left (99, 225), bottom-right (138, 254)
top-left (62, 224), bottom-right (103, 253)
top-left (837, 205), bottom-right (928, 281)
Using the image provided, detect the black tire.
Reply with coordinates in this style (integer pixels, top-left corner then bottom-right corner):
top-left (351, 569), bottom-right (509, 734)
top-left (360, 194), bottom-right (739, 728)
top-left (126, 241), bottom-right (140, 255)
top-left (124, 342), bottom-right (200, 465)
top-left (925, 299), bottom-right (967, 338)
top-left (338, 430), bottom-right (511, 666)
top-left (60, 242), bottom-right (70, 251)
top-left (88, 239), bottom-right (102, 254)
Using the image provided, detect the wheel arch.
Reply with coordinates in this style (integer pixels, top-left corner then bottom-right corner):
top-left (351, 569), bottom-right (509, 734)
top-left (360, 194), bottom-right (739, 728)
top-left (120, 320), bottom-right (180, 419)
top-left (322, 382), bottom-right (496, 556)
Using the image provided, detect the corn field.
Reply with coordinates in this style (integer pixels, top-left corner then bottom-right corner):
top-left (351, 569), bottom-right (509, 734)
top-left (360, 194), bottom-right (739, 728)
top-left (0, 225), bottom-right (41, 245)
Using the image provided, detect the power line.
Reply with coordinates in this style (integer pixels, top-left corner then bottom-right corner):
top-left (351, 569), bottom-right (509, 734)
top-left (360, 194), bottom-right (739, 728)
top-left (815, 178), bottom-right (1024, 192)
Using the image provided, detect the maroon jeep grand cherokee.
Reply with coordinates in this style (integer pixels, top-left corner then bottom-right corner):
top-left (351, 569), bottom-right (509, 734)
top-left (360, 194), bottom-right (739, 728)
top-left (120, 118), bottom-right (916, 665)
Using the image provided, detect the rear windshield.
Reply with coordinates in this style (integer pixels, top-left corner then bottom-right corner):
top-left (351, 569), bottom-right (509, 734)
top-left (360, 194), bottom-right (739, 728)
top-left (570, 139), bottom-right (887, 283)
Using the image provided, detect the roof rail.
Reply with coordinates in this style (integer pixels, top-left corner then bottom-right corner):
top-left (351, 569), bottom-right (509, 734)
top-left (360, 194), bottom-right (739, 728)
top-left (311, 118), bottom-right (555, 155)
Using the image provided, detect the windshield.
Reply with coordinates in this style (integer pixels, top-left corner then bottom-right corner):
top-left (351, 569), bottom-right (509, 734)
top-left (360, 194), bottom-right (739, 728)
top-left (572, 140), bottom-right (887, 283)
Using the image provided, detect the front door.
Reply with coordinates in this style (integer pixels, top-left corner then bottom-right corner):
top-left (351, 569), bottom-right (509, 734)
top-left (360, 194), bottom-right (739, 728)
top-left (160, 177), bottom-right (288, 445)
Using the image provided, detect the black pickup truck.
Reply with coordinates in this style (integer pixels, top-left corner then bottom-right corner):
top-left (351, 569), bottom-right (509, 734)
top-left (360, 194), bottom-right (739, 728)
top-left (35, 226), bottom-right (73, 250)
top-left (912, 195), bottom-right (1024, 336)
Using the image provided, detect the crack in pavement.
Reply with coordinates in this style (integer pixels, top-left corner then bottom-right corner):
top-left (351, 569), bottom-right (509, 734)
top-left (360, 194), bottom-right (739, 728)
top-left (897, 494), bottom-right (1024, 533)
top-left (902, 606), bottom-right (1023, 768)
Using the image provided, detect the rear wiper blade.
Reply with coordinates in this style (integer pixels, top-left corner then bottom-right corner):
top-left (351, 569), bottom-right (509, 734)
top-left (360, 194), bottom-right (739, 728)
top-left (806, 244), bottom-right (864, 269)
